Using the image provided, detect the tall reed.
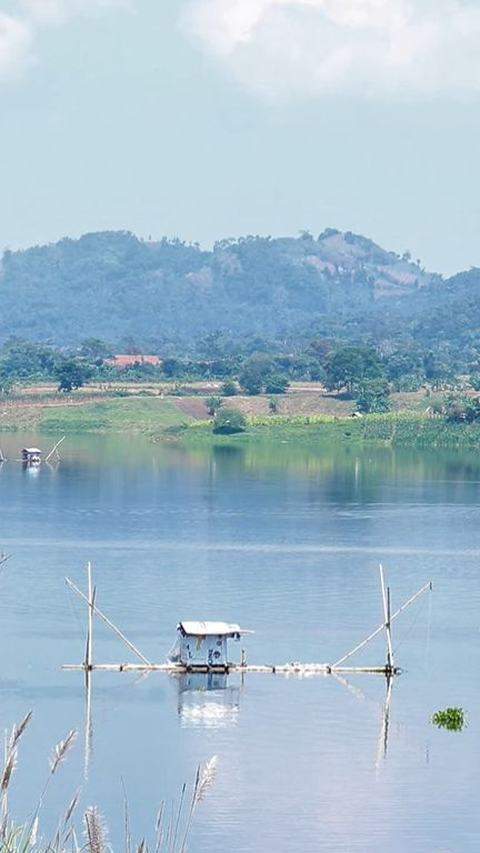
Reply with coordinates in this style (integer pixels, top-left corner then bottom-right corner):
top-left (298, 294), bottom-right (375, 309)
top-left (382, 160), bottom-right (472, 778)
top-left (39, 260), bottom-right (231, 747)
top-left (0, 715), bottom-right (217, 853)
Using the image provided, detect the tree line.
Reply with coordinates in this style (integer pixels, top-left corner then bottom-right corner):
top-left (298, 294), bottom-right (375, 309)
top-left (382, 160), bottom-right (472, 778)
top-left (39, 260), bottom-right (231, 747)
top-left (2, 334), bottom-right (480, 417)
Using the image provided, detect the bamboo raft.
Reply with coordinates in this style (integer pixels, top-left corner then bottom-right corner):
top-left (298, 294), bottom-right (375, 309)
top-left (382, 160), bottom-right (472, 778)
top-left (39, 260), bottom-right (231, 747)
top-left (62, 564), bottom-right (432, 678)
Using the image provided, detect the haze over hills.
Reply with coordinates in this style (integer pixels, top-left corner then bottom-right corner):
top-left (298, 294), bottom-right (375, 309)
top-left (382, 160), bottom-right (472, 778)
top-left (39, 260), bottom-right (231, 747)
top-left (0, 228), bottom-right (477, 357)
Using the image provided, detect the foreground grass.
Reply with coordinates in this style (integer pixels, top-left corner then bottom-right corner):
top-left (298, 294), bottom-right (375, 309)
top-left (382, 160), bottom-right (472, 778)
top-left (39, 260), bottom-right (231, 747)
top-left (1, 713), bottom-right (216, 853)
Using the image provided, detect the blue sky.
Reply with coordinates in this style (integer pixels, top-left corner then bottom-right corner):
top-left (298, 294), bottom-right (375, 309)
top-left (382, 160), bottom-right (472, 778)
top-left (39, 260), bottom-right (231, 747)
top-left (1, 0), bottom-right (480, 273)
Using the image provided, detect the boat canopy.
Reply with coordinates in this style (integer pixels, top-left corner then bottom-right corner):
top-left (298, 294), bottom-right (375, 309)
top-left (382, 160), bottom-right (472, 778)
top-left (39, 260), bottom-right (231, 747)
top-left (178, 621), bottom-right (251, 637)
top-left (22, 448), bottom-right (42, 454)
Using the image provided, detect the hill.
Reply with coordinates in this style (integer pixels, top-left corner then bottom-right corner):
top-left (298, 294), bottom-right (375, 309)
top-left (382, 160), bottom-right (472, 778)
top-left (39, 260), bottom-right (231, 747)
top-left (0, 228), bottom-right (474, 356)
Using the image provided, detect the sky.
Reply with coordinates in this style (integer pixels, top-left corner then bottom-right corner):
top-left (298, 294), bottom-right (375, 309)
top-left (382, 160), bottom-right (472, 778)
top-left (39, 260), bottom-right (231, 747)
top-left (1, 0), bottom-right (480, 274)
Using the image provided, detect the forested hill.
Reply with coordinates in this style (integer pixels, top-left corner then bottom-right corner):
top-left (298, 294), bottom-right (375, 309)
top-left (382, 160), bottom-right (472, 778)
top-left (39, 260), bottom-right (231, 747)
top-left (0, 228), bottom-right (475, 352)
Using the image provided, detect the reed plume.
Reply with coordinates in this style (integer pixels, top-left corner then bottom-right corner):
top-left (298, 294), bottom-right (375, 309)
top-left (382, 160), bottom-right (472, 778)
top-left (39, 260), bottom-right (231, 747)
top-left (50, 730), bottom-right (77, 776)
top-left (85, 806), bottom-right (108, 853)
top-left (29, 815), bottom-right (38, 846)
top-left (179, 756), bottom-right (218, 853)
top-left (10, 712), bottom-right (33, 750)
top-left (0, 747), bottom-right (17, 794)
top-left (194, 756), bottom-right (218, 804)
top-left (64, 789), bottom-right (81, 825)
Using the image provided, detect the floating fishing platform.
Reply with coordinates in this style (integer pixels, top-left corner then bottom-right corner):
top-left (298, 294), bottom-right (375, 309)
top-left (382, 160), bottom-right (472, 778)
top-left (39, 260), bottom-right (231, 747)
top-left (13, 436), bottom-right (66, 467)
top-left (62, 563), bottom-right (433, 678)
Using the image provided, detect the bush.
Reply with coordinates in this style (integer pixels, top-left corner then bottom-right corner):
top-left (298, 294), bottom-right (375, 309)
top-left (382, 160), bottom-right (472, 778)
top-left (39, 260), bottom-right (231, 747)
top-left (221, 379), bottom-right (237, 396)
top-left (213, 407), bottom-right (247, 434)
top-left (264, 373), bottom-right (289, 394)
top-left (355, 379), bottom-right (391, 414)
top-left (205, 395), bottom-right (223, 416)
top-left (238, 369), bottom-right (263, 395)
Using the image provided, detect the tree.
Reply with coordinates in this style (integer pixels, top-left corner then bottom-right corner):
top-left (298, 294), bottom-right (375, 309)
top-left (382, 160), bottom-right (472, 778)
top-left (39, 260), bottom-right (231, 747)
top-left (0, 338), bottom-right (56, 379)
top-left (238, 368), bottom-right (263, 395)
top-left (213, 407), bottom-right (247, 434)
top-left (205, 395), bottom-right (223, 416)
top-left (55, 359), bottom-right (92, 393)
top-left (355, 379), bottom-right (391, 413)
top-left (221, 379), bottom-right (237, 396)
top-left (325, 346), bottom-right (384, 395)
top-left (442, 393), bottom-right (480, 423)
top-left (264, 373), bottom-right (289, 394)
top-left (198, 331), bottom-right (223, 360)
top-left (80, 337), bottom-right (112, 361)
top-left (239, 353), bottom-right (273, 395)
top-left (0, 370), bottom-right (13, 395)
top-left (162, 357), bottom-right (182, 379)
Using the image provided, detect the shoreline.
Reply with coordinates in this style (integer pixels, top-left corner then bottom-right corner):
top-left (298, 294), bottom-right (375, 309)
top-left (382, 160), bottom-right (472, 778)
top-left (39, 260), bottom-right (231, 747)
top-left (0, 385), bottom-right (479, 449)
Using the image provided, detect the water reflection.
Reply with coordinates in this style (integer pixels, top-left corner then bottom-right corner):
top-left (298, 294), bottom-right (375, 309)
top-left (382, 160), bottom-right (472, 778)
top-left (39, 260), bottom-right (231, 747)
top-left (172, 671), bottom-right (241, 729)
top-left (376, 675), bottom-right (393, 769)
top-left (1, 432), bottom-right (479, 853)
top-left (333, 672), bottom-right (394, 769)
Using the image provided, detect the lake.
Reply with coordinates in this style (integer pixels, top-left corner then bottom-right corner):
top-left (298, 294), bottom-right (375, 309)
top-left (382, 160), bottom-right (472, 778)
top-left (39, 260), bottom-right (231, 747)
top-left (0, 432), bottom-right (478, 852)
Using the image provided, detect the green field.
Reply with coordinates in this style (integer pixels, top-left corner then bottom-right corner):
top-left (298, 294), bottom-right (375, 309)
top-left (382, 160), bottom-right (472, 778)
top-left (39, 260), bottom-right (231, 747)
top-left (183, 412), bottom-right (480, 449)
top-left (39, 397), bottom-right (192, 434)
top-left (2, 388), bottom-right (480, 449)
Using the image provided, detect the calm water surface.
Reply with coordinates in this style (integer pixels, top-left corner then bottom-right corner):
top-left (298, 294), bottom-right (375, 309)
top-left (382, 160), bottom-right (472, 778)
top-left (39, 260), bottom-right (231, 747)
top-left (0, 433), bottom-right (479, 852)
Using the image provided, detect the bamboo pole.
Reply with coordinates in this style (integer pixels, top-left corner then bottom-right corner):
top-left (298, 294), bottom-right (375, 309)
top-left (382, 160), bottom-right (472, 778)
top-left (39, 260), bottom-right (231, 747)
top-left (389, 582), bottom-right (432, 623)
top-left (84, 563), bottom-right (95, 672)
top-left (62, 662), bottom-right (392, 674)
top-left (379, 564), bottom-right (394, 672)
top-left (331, 622), bottom-right (388, 670)
top-left (66, 578), bottom-right (152, 666)
top-left (45, 436), bottom-right (66, 463)
top-left (84, 670), bottom-right (92, 781)
top-left (331, 581), bottom-right (432, 669)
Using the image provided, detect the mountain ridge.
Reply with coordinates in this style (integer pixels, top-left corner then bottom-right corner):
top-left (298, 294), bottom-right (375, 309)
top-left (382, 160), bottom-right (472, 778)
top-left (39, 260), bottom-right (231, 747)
top-left (0, 228), bottom-right (475, 356)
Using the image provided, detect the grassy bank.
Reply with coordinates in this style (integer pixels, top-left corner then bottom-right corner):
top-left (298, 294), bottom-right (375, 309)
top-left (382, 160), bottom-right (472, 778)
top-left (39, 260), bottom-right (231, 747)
top-left (2, 384), bottom-right (480, 448)
top-left (183, 412), bottom-right (480, 449)
top-left (39, 397), bottom-right (192, 434)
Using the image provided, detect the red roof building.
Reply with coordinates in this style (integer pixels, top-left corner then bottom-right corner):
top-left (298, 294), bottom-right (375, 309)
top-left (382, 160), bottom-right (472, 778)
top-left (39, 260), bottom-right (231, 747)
top-left (104, 354), bottom-right (161, 369)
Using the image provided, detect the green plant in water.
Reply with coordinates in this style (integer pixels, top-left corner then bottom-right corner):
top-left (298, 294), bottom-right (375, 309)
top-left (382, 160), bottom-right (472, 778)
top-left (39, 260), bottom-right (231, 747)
top-left (431, 707), bottom-right (467, 731)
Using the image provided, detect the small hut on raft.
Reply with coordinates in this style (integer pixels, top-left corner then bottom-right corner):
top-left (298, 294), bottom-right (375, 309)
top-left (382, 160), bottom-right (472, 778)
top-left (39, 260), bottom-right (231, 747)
top-left (167, 622), bottom-right (251, 670)
top-left (21, 447), bottom-right (42, 466)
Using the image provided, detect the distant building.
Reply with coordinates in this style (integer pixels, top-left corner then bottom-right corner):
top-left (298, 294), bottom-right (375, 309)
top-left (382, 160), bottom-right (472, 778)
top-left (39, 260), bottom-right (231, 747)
top-left (103, 354), bottom-right (161, 369)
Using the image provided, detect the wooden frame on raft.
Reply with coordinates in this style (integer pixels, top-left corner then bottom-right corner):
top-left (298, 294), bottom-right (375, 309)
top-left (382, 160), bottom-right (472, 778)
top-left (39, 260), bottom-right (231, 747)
top-left (63, 563), bottom-right (433, 677)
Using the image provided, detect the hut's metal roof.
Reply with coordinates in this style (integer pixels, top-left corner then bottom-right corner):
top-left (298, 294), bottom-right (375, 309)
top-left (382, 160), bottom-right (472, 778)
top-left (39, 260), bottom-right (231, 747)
top-left (178, 621), bottom-right (249, 636)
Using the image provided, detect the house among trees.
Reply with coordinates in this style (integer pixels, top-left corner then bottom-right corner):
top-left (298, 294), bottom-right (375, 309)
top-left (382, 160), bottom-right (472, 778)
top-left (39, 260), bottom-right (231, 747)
top-left (103, 354), bottom-right (161, 369)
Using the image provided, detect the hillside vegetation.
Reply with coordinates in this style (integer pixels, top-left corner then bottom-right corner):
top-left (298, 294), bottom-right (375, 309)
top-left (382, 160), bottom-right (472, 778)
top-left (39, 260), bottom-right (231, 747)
top-left (1, 228), bottom-right (467, 353)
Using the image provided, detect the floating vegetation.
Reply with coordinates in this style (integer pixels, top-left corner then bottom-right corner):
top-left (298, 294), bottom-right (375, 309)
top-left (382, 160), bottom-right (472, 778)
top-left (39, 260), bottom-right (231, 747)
top-left (431, 707), bottom-right (467, 731)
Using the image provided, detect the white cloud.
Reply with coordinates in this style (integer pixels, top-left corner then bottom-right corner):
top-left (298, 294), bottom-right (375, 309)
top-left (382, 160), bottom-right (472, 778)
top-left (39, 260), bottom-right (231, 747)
top-left (0, 0), bottom-right (130, 80)
top-left (20, 0), bottom-right (131, 26)
top-left (0, 14), bottom-right (33, 81)
top-left (183, 0), bottom-right (480, 98)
